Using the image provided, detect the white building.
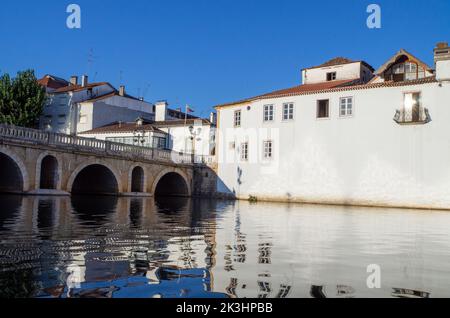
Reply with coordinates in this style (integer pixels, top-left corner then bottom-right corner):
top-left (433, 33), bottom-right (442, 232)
top-left (80, 101), bottom-right (216, 158)
top-left (38, 75), bottom-right (154, 135)
top-left (214, 42), bottom-right (450, 210)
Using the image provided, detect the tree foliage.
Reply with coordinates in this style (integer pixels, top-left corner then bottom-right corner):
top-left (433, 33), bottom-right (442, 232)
top-left (0, 70), bottom-right (46, 128)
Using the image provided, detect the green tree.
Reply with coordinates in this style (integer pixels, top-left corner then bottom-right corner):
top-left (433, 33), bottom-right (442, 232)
top-left (0, 70), bottom-right (46, 128)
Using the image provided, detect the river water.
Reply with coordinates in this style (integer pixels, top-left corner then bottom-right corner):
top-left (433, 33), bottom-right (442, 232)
top-left (0, 194), bottom-right (449, 298)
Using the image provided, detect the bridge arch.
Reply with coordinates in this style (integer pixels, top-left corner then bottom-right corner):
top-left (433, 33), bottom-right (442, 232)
top-left (67, 161), bottom-right (122, 195)
top-left (129, 165), bottom-right (146, 193)
top-left (0, 148), bottom-right (29, 193)
top-left (35, 152), bottom-right (62, 190)
top-left (152, 168), bottom-right (191, 197)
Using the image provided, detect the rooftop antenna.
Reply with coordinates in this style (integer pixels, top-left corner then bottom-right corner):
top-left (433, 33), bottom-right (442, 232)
top-left (142, 83), bottom-right (151, 99)
top-left (87, 48), bottom-right (99, 76)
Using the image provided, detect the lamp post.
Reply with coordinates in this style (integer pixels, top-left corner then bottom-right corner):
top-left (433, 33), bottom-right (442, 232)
top-left (188, 125), bottom-right (202, 163)
top-left (133, 129), bottom-right (146, 147)
top-left (133, 117), bottom-right (147, 147)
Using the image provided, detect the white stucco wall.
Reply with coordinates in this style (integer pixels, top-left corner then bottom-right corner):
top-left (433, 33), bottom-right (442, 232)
top-left (216, 80), bottom-right (450, 209)
top-left (302, 62), bottom-right (364, 84)
top-left (76, 102), bottom-right (154, 133)
top-left (159, 123), bottom-right (215, 156)
top-left (40, 84), bottom-right (116, 134)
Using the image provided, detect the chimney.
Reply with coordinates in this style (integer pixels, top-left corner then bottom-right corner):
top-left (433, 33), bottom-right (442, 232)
top-left (70, 76), bottom-right (78, 86)
top-left (119, 85), bottom-right (125, 97)
top-left (155, 100), bottom-right (168, 122)
top-left (434, 42), bottom-right (450, 81)
top-left (209, 112), bottom-right (217, 125)
top-left (81, 75), bottom-right (88, 87)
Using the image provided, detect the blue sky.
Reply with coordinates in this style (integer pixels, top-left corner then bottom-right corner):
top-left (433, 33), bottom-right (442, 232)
top-left (1, 0), bottom-right (449, 117)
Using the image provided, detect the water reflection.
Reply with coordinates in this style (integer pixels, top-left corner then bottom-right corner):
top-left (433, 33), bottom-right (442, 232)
top-left (0, 195), bottom-right (449, 298)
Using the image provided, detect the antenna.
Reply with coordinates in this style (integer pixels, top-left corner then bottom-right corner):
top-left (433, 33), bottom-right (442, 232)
top-left (142, 83), bottom-right (151, 99)
top-left (87, 48), bottom-right (99, 76)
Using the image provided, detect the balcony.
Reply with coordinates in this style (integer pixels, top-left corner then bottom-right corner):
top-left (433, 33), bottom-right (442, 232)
top-left (393, 106), bottom-right (431, 125)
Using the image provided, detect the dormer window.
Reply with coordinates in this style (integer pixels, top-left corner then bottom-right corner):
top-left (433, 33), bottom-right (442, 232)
top-left (383, 57), bottom-right (426, 82)
top-left (326, 72), bottom-right (337, 81)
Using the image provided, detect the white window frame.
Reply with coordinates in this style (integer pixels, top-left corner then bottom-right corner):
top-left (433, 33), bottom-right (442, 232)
top-left (282, 103), bottom-right (294, 121)
top-left (339, 97), bottom-right (353, 118)
top-left (263, 104), bottom-right (274, 122)
top-left (234, 110), bottom-right (241, 127)
top-left (263, 140), bottom-right (273, 160)
top-left (240, 142), bottom-right (248, 161)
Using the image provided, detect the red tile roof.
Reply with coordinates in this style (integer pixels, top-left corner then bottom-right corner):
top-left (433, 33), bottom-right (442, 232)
top-left (79, 118), bottom-right (214, 135)
top-left (51, 82), bottom-right (111, 94)
top-left (81, 91), bottom-right (143, 103)
top-left (37, 75), bottom-right (70, 89)
top-left (304, 57), bottom-right (375, 72)
top-left (79, 121), bottom-right (166, 135)
top-left (215, 76), bottom-right (437, 108)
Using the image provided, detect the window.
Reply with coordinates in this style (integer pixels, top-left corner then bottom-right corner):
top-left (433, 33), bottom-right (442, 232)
top-left (283, 103), bottom-right (294, 120)
top-left (317, 100), bottom-right (329, 118)
top-left (59, 96), bottom-right (68, 106)
top-left (241, 143), bottom-right (248, 161)
top-left (326, 72), bottom-right (337, 81)
top-left (152, 136), bottom-right (167, 149)
top-left (404, 92), bottom-right (421, 122)
top-left (264, 105), bottom-right (274, 122)
top-left (79, 115), bottom-right (88, 124)
top-left (340, 97), bottom-right (353, 117)
top-left (386, 61), bottom-right (423, 82)
top-left (263, 141), bottom-right (273, 159)
top-left (234, 110), bottom-right (241, 127)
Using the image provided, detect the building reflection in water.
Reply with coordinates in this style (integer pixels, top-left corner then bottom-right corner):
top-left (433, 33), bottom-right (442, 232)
top-left (0, 195), bottom-right (444, 298)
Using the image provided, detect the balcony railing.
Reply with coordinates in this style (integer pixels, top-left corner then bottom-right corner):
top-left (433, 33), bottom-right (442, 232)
top-left (0, 124), bottom-right (214, 166)
top-left (393, 106), bottom-right (431, 125)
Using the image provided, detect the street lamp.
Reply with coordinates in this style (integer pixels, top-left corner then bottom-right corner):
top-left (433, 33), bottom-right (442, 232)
top-left (133, 117), bottom-right (147, 147)
top-left (188, 125), bottom-right (202, 163)
top-left (133, 129), bottom-right (146, 146)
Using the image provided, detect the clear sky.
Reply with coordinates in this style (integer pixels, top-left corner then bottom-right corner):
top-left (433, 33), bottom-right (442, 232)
top-left (1, 0), bottom-right (449, 117)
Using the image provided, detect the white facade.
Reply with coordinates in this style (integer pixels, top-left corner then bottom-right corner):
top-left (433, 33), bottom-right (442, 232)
top-left (302, 60), bottom-right (373, 84)
top-left (40, 83), bottom-right (116, 134)
top-left (76, 96), bottom-right (154, 133)
top-left (156, 120), bottom-right (216, 157)
top-left (215, 44), bottom-right (450, 209)
top-left (80, 130), bottom-right (168, 149)
top-left (39, 78), bottom-right (154, 135)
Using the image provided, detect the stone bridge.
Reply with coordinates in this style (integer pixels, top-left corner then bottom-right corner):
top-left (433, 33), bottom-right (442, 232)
top-left (0, 125), bottom-right (214, 197)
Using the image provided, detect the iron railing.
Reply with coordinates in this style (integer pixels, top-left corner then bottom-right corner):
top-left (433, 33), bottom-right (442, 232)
top-left (393, 106), bottom-right (431, 125)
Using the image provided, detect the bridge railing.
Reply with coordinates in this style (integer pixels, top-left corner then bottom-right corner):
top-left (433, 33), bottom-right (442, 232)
top-left (0, 124), bottom-right (214, 165)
